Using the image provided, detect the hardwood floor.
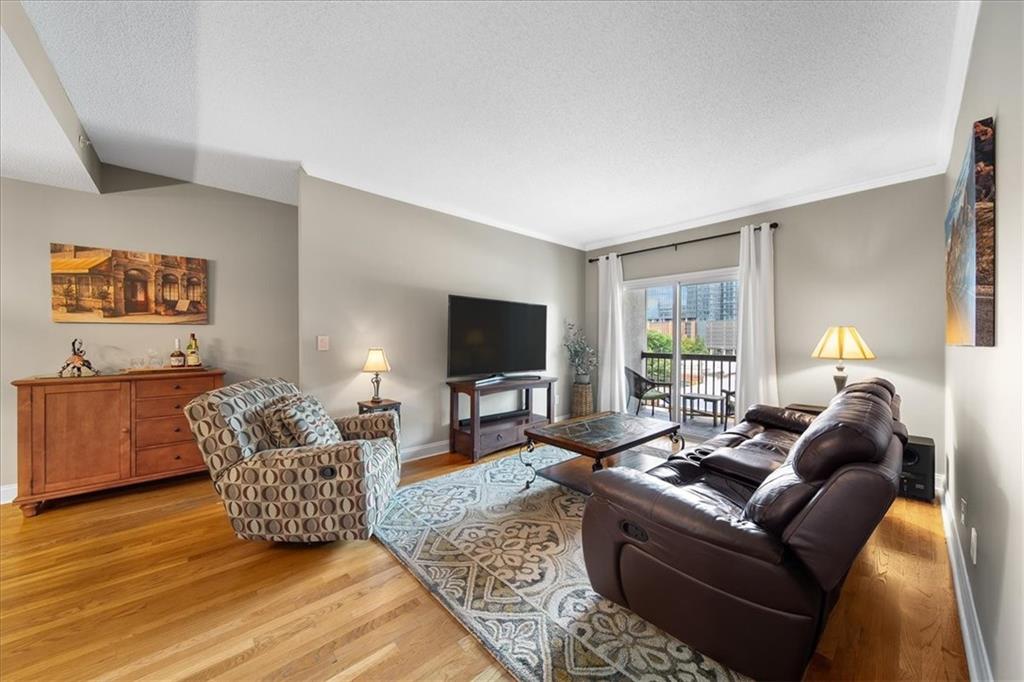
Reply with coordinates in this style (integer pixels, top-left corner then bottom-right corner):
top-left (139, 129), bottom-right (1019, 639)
top-left (0, 449), bottom-right (968, 681)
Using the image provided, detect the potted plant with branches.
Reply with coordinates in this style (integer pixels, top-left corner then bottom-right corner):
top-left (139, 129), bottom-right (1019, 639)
top-left (564, 321), bottom-right (598, 417)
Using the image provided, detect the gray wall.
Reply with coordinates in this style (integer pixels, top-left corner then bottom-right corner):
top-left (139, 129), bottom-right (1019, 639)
top-left (297, 172), bottom-right (584, 457)
top-left (942, 1), bottom-right (1023, 678)
top-left (586, 176), bottom-right (947, 455)
top-left (0, 167), bottom-right (299, 487)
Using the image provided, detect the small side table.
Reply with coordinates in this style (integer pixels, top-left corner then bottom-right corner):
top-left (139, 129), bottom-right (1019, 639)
top-left (358, 398), bottom-right (401, 422)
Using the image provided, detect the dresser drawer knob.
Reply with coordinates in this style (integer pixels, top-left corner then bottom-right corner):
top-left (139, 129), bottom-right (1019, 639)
top-left (174, 404), bottom-right (182, 410)
top-left (173, 384), bottom-right (182, 390)
top-left (121, 427), bottom-right (130, 433)
top-left (174, 454), bottom-right (182, 460)
top-left (174, 427), bottom-right (182, 432)
top-left (496, 433), bottom-right (503, 440)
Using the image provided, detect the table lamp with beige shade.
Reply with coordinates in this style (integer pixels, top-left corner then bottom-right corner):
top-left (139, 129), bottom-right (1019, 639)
top-left (811, 326), bottom-right (875, 392)
top-left (362, 347), bottom-right (391, 402)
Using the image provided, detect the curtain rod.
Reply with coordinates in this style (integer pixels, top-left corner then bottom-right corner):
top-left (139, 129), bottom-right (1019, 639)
top-left (587, 222), bottom-right (779, 263)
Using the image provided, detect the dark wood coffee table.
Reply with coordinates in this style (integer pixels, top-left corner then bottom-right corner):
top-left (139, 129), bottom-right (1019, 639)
top-left (521, 411), bottom-right (683, 494)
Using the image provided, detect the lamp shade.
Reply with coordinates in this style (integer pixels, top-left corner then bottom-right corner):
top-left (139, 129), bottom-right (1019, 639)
top-left (362, 347), bottom-right (391, 373)
top-left (811, 326), bottom-right (876, 360)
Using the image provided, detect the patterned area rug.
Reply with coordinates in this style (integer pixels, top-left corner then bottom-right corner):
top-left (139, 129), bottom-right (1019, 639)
top-left (376, 446), bottom-right (742, 681)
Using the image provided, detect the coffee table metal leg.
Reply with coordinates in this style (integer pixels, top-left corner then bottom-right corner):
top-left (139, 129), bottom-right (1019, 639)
top-left (520, 440), bottom-right (537, 489)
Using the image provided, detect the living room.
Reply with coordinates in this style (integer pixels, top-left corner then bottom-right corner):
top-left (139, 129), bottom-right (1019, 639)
top-left (0, 1), bottom-right (1020, 680)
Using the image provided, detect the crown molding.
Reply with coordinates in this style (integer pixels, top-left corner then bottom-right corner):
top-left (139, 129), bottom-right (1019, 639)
top-left (582, 163), bottom-right (945, 252)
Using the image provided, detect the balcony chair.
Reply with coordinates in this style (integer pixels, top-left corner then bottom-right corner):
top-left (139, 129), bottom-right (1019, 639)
top-left (624, 366), bottom-right (670, 416)
top-left (185, 377), bottom-right (400, 542)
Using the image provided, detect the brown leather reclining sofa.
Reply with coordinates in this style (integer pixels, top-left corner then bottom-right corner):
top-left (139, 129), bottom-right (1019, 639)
top-left (582, 377), bottom-right (906, 680)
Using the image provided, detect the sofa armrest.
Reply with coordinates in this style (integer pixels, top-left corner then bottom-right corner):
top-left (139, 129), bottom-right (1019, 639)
top-left (701, 446), bottom-right (783, 486)
top-left (335, 411), bottom-right (401, 451)
top-left (254, 441), bottom-right (368, 465)
top-left (743, 404), bottom-right (816, 433)
top-left (590, 467), bottom-right (783, 563)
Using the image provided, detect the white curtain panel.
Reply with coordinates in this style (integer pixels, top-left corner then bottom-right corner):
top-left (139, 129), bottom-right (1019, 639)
top-left (597, 253), bottom-right (628, 412)
top-left (736, 223), bottom-right (780, 412)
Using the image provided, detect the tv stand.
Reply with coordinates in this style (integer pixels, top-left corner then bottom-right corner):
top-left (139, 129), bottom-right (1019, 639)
top-left (447, 376), bottom-right (557, 461)
top-left (474, 373), bottom-right (542, 386)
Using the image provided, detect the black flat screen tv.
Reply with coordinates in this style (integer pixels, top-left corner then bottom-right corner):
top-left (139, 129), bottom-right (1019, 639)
top-left (447, 295), bottom-right (547, 378)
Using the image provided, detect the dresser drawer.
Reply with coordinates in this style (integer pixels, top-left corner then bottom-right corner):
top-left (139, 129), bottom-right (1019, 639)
top-left (136, 375), bottom-right (216, 399)
top-left (136, 396), bottom-right (192, 419)
top-left (136, 442), bottom-right (205, 476)
top-left (136, 415), bottom-right (192, 448)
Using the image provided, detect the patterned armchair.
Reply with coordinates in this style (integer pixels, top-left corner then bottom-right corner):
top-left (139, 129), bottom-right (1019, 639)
top-left (184, 378), bottom-right (400, 542)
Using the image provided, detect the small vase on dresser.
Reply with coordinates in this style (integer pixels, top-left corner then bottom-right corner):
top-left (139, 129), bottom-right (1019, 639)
top-left (11, 368), bottom-right (224, 516)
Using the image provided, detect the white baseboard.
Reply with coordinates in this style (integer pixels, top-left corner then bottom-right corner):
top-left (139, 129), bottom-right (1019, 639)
top-left (400, 414), bottom-right (570, 464)
top-left (936, 472), bottom-right (947, 494)
top-left (0, 484), bottom-right (16, 504)
top-left (940, 494), bottom-right (993, 681)
top-left (401, 439), bottom-right (451, 462)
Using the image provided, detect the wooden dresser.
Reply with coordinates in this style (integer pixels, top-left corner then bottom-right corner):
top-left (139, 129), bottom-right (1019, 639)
top-left (12, 369), bottom-right (224, 516)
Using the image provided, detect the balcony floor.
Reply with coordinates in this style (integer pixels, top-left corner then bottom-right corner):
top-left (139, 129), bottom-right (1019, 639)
top-left (632, 404), bottom-right (729, 445)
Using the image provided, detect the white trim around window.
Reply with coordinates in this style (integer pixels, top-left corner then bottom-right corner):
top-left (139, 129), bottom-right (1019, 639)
top-left (624, 266), bottom-right (739, 290)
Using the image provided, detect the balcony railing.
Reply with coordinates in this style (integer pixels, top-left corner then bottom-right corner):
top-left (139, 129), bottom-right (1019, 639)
top-left (640, 351), bottom-right (737, 399)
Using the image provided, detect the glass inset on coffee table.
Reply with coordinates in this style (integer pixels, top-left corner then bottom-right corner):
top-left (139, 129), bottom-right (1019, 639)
top-left (522, 411), bottom-right (683, 494)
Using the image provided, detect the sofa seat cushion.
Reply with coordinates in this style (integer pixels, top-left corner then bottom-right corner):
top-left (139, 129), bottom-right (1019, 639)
top-left (279, 396), bottom-right (343, 447)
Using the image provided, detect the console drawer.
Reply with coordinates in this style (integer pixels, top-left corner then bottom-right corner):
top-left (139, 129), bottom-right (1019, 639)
top-left (136, 375), bottom-right (216, 399)
top-left (136, 415), bottom-right (192, 448)
top-left (136, 442), bottom-right (205, 476)
top-left (481, 427), bottom-right (520, 453)
top-left (136, 396), bottom-right (192, 419)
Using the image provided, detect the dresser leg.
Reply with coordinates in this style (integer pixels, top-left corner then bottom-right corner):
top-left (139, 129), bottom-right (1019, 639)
top-left (17, 501), bottom-right (41, 517)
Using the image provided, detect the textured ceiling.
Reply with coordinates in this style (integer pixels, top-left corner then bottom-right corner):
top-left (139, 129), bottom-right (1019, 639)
top-left (0, 28), bottom-right (96, 193)
top-left (20, 1), bottom-right (974, 248)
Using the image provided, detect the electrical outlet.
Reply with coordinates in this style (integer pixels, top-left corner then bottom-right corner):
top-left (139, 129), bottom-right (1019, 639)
top-left (316, 335), bottom-right (330, 351)
top-left (970, 527), bottom-right (978, 565)
top-left (960, 497), bottom-right (967, 525)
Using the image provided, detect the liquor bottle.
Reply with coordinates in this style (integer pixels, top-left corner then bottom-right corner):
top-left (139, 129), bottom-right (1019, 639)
top-left (169, 339), bottom-right (186, 367)
top-left (185, 333), bottom-right (202, 367)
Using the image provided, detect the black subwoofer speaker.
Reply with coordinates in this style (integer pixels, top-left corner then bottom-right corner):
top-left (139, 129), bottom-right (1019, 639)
top-left (899, 435), bottom-right (935, 501)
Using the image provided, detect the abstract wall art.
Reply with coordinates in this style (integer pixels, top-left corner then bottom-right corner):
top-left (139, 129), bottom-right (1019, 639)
top-left (945, 117), bottom-right (995, 346)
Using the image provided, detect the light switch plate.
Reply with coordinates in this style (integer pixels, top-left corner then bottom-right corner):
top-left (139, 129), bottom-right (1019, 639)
top-left (316, 335), bottom-right (330, 351)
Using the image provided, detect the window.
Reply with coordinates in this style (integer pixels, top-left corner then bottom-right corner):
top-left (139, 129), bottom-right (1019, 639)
top-left (162, 274), bottom-right (179, 301)
top-left (186, 277), bottom-right (202, 301)
top-left (679, 280), bottom-right (738, 354)
top-left (623, 267), bottom-right (738, 425)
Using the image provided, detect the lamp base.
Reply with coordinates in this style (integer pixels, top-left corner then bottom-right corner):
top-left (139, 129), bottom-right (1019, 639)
top-left (833, 363), bottom-right (848, 393)
top-left (370, 373), bottom-right (382, 401)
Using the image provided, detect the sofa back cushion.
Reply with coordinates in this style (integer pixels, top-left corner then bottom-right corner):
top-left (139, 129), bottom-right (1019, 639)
top-left (789, 392), bottom-right (894, 482)
top-left (743, 382), bottom-right (896, 535)
top-left (184, 377), bottom-right (300, 480)
top-left (742, 463), bottom-right (818, 534)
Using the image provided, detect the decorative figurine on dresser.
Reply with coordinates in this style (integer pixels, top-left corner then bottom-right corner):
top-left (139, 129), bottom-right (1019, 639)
top-left (57, 338), bottom-right (99, 377)
top-left (11, 367), bottom-right (225, 516)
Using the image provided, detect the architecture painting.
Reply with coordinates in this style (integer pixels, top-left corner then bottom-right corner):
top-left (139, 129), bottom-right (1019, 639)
top-left (50, 243), bottom-right (209, 324)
